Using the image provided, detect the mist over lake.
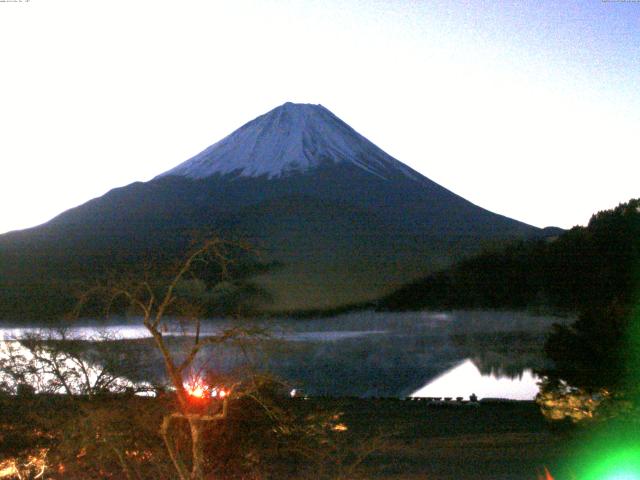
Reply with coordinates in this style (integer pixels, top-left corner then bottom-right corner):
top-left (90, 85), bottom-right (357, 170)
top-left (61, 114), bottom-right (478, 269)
top-left (0, 310), bottom-right (569, 399)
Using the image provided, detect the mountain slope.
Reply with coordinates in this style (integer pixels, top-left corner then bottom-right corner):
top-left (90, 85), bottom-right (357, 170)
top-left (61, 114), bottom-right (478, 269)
top-left (0, 103), bottom-right (541, 317)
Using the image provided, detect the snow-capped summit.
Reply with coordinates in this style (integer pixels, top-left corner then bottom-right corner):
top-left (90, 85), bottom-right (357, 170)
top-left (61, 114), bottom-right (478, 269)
top-left (159, 102), bottom-right (421, 181)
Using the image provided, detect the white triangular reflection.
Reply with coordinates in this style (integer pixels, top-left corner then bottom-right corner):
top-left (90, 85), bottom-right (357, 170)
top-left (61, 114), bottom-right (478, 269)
top-left (410, 359), bottom-right (540, 400)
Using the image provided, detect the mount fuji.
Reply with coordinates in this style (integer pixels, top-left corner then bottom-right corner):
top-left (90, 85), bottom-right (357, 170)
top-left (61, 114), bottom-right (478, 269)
top-left (0, 102), bottom-right (542, 317)
top-left (159, 102), bottom-right (421, 182)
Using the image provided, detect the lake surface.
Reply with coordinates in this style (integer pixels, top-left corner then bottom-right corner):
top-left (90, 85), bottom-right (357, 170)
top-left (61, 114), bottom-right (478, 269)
top-left (0, 310), bottom-right (567, 399)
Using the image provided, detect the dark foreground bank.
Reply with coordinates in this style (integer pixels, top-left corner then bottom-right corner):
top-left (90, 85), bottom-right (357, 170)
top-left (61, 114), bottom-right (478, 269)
top-left (335, 398), bottom-right (574, 479)
top-left (0, 394), bottom-right (583, 480)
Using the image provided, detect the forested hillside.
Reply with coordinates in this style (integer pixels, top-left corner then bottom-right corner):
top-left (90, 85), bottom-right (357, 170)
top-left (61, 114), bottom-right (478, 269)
top-left (381, 199), bottom-right (640, 314)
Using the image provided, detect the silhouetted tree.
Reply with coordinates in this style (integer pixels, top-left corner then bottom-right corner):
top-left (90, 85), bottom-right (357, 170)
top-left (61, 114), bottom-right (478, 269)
top-left (72, 238), bottom-right (263, 479)
top-left (540, 200), bottom-right (640, 419)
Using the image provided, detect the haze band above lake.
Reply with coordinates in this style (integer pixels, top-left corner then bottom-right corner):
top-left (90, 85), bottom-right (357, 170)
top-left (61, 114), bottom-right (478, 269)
top-left (0, 310), bottom-right (567, 400)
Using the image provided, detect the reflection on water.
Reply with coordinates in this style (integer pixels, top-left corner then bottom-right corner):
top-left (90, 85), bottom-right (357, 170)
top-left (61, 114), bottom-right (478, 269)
top-left (0, 310), bottom-right (568, 399)
top-left (410, 358), bottom-right (541, 400)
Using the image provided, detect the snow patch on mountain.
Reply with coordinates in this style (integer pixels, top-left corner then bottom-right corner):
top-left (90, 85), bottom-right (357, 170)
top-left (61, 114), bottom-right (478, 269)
top-left (158, 102), bottom-right (422, 182)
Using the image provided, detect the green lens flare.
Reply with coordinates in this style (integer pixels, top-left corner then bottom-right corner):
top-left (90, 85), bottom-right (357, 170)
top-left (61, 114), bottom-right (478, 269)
top-left (578, 447), bottom-right (640, 480)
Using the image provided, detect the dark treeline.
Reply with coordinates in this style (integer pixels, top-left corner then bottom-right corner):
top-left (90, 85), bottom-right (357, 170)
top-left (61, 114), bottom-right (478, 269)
top-left (382, 198), bottom-right (640, 402)
top-left (2, 199), bottom-right (638, 323)
top-left (380, 198), bottom-right (640, 315)
top-left (0, 233), bottom-right (274, 322)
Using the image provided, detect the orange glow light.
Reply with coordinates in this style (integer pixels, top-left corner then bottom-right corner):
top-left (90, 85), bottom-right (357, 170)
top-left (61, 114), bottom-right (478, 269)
top-left (537, 467), bottom-right (554, 480)
top-left (185, 378), bottom-right (209, 399)
top-left (184, 379), bottom-right (227, 400)
top-left (190, 385), bottom-right (205, 398)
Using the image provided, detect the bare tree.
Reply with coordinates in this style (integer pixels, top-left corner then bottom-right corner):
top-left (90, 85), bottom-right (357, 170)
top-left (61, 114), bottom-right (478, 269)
top-left (1, 237), bottom-right (384, 479)
top-left (0, 328), bottom-right (150, 397)
top-left (74, 237), bottom-right (268, 480)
